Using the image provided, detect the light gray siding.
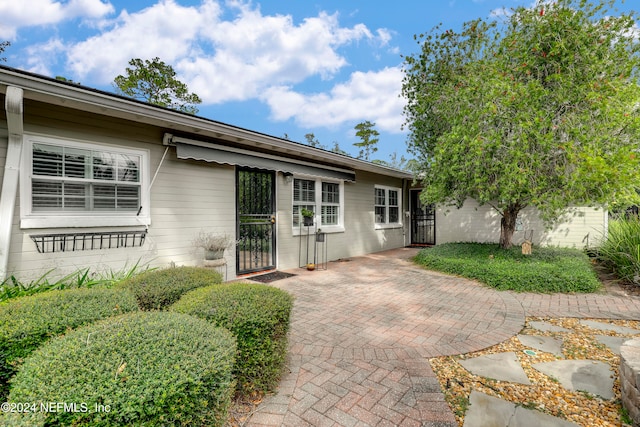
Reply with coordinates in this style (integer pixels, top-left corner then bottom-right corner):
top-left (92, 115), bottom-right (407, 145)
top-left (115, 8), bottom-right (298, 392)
top-left (435, 199), bottom-right (606, 249)
top-left (276, 170), bottom-right (406, 270)
top-left (2, 104), bottom-right (238, 281)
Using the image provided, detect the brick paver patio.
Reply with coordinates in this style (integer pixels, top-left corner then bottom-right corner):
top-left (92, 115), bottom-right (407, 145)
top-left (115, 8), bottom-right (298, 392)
top-left (247, 247), bottom-right (640, 427)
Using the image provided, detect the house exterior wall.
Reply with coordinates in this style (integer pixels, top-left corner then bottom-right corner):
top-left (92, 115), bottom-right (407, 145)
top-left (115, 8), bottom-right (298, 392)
top-left (1, 98), bottom-right (410, 282)
top-left (1, 102), bottom-right (239, 281)
top-left (276, 170), bottom-right (407, 270)
top-left (435, 199), bottom-right (607, 249)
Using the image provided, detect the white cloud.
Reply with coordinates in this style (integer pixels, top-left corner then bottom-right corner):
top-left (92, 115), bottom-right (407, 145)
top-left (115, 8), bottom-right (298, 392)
top-left (66, 0), bottom-right (219, 82)
top-left (0, 0), bottom-right (114, 39)
top-left (60, 0), bottom-right (386, 106)
top-left (262, 66), bottom-right (405, 133)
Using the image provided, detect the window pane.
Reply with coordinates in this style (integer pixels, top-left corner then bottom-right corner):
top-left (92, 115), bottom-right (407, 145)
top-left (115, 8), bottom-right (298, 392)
top-left (322, 205), bottom-right (338, 225)
top-left (116, 185), bottom-right (140, 210)
top-left (92, 152), bottom-right (116, 181)
top-left (94, 184), bottom-right (116, 210)
top-left (118, 154), bottom-right (140, 182)
top-left (389, 190), bottom-right (398, 207)
top-left (375, 188), bottom-right (386, 205)
top-left (293, 204), bottom-right (314, 227)
top-left (389, 207), bottom-right (399, 223)
top-left (375, 206), bottom-right (386, 224)
top-left (64, 147), bottom-right (90, 178)
top-left (322, 182), bottom-right (339, 203)
top-left (32, 180), bottom-right (62, 211)
top-left (33, 144), bottom-right (63, 177)
top-left (63, 182), bottom-right (88, 210)
top-left (293, 179), bottom-right (315, 202)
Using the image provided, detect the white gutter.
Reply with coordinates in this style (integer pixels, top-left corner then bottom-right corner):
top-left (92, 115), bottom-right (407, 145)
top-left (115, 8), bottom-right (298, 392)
top-left (0, 86), bottom-right (24, 280)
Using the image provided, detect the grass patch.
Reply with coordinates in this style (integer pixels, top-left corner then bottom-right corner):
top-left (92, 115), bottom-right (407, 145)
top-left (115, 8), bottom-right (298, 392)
top-left (414, 243), bottom-right (601, 293)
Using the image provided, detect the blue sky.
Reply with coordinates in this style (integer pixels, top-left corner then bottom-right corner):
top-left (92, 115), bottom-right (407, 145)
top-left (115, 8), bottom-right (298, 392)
top-left (0, 0), bottom-right (635, 163)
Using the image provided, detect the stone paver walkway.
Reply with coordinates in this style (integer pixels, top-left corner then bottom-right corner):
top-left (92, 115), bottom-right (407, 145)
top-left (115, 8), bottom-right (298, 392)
top-left (247, 247), bottom-right (640, 427)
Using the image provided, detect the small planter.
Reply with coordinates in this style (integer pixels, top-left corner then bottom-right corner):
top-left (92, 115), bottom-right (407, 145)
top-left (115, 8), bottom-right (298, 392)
top-left (306, 263), bottom-right (316, 271)
top-left (303, 216), bottom-right (314, 226)
top-left (205, 249), bottom-right (225, 261)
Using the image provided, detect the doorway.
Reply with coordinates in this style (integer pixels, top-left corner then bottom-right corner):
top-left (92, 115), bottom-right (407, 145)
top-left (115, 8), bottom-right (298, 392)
top-left (410, 190), bottom-right (435, 245)
top-left (236, 168), bottom-right (276, 274)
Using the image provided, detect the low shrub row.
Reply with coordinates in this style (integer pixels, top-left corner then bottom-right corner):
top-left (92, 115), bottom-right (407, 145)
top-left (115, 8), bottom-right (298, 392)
top-left (0, 287), bottom-right (139, 398)
top-left (117, 266), bottom-right (223, 310)
top-left (4, 311), bottom-right (236, 427)
top-left (172, 283), bottom-right (294, 394)
top-left (414, 242), bottom-right (601, 292)
top-left (1, 267), bottom-right (294, 425)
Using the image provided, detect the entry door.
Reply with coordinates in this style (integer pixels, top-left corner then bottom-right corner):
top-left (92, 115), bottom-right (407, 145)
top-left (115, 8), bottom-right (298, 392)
top-left (236, 168), bottom-right (276, 274)
top-left (411, 190), bottom-right (435, 245)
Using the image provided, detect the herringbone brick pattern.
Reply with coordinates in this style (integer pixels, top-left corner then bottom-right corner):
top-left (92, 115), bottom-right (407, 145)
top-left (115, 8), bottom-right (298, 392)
top-left (248, 247), bottom-right (640, 426)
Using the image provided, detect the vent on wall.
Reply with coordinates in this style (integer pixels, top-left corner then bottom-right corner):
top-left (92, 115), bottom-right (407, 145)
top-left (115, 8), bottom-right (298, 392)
top-left (30, 230), bottom-right (147, 253)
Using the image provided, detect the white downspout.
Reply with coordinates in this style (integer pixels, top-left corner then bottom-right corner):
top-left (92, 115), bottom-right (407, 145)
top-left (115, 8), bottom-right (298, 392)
top-left (0, 86), bottom-right (24, 280)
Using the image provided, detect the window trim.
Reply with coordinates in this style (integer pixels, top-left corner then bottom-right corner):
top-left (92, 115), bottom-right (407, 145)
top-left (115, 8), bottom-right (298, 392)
top-left (374, 185), bottom-right (403, 229)
top-left (292, 175), bottom-right (345, 235)
top-left (20, 134), bottom-right (151, 229)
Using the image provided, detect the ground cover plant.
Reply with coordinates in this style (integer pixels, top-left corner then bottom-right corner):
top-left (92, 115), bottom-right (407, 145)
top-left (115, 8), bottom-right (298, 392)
top-left (414, 243), bottom-right (601, 293)
top-left (0, 262), bottom-right (147, 303)
top-left (0, 287), bottom-right (139, 399)
top-left (598, 217), bottom-right (640, 286)
top-left (171, 283), bottom-right (293, 394)
top-left (2, 311), bottom-right (236, 427)
top-left (117, 266), bottom-right (222, 310)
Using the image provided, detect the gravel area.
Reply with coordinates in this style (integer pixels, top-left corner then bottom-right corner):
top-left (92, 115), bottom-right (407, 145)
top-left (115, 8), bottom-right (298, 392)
top-left (431, 316), bottom-right (640, 427)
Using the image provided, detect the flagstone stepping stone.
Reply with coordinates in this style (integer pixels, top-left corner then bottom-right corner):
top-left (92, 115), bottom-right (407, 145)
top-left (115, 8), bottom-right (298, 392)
top-left (518, 334), bottom-right (564, 357)
top-left (532, 360), bottom-right (614, 399)
top-left (463, 391), bottom-right (580, 427)
top-left (459, 352), bottom-right (531, 385)
top-left (580, 320), bottom-right (640, 335)
top-left (595, 335), bottom-right (631, 355)
top-left (528, 320), bottom-right (570, 333)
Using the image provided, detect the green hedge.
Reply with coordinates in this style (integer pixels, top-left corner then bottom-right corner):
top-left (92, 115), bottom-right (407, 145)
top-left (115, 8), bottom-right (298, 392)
top-left (117, 266), bottom-right (223, 310)
top-left (171, 283), bottom-right (293, 394)
top-left (0, 287), bottom-right (138, 399)
top-left (3, 311), bottom-right (236, 427)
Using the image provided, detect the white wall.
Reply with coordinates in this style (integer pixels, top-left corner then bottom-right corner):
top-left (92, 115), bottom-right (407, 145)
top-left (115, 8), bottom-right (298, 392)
top-left (435, 199), bottom-right (607, 248)
top-left (276, 170), bottom-right (406, 270)
top-left (1, 103), bottom-right (238, 282)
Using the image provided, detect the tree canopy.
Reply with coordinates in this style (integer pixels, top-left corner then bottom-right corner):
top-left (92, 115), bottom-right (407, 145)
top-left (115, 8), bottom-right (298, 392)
top-left (113, 57), bottom-right (202, 114)
top-left (402, 0), bottom-right (640, 248)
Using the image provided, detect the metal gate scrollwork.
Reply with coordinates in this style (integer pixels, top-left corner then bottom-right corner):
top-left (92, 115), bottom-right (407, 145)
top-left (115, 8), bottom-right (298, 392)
top-left (236, 168), bottom-right (276, 274)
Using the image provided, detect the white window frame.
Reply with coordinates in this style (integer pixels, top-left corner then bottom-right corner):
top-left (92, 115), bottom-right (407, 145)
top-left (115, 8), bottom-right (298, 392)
top-left (292, 176), bottom-right (344, 235)
top-left (374, 185), bottom-right (402, 229)
top-left (20, 134), bottom-right (151, 229)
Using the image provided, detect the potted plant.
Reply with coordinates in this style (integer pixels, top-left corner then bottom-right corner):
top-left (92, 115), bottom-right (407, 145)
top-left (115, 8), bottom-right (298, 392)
top-left (192, 231), bottom-right (234, 260)
top-left (301, 208), bottom-right (315, 226)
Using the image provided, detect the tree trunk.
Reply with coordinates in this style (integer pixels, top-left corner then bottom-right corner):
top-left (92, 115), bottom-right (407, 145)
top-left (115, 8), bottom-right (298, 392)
top-left (499, 204), bottom-right (521, 249)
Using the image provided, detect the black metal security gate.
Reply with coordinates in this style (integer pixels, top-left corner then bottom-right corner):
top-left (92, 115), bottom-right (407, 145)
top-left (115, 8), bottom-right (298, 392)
top-left (236, 168), bottom-right (276, 274)
top-left (411, 190), bottom-right (435, 245)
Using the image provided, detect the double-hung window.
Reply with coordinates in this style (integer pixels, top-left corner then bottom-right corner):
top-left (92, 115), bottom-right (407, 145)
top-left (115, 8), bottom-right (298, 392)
top-left (21, 135), bottom-right (150, 228)
top-left (374, 185), bottom-right (402, 228)
top-left (293, 177), bottom-right (344, 232)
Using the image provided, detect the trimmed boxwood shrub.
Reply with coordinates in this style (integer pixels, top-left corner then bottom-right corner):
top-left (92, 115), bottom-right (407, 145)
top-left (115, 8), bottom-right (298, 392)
top-left (0, 287), bottom-right (138, 399)
top-left (171, 283), bottom-right (293, 394)
top-left (3, 311), bottom-right (236, 427)
top-left (117, 266), bottom-right (223, 310)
